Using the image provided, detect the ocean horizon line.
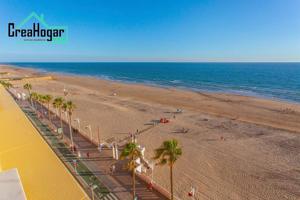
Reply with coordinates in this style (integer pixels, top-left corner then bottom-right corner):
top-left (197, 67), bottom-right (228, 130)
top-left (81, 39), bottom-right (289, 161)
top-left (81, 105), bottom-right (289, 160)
top-left (2, 61), bottom-right (300, 64)
top-left (2, 62), bottom-right (300, 104)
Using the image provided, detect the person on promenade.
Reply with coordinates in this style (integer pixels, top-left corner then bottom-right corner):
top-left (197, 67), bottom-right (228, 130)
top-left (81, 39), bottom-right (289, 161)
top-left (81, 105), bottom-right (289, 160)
top-left (110, 164), bottom-right (116, 175)
top-left (130, 133), bottom-right (134, 142)
top-left (148, 181), bottom-right (153, 191)
top-left (112, 164), bottom-right (115, 173)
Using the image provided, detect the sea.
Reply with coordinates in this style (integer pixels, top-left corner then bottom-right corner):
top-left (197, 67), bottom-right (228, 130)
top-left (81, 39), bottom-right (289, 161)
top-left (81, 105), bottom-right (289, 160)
top-left (8, 62), bottom-right (300, 103)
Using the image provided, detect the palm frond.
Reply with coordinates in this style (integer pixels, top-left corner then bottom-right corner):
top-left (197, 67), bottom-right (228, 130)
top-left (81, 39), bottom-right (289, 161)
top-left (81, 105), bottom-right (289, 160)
top-left (153, 139), bottom-right (182, 166)
top-left (120, 142), bottom-right (142, 172)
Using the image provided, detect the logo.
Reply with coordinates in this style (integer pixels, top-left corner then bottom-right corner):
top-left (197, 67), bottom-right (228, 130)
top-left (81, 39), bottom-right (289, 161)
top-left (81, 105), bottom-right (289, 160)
top-left (8, 12), bottom-right (68, 43)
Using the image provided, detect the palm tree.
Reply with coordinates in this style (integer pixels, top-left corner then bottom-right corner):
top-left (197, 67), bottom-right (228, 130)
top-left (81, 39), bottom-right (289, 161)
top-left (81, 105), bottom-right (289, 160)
top-left (43, 94), bottom-right (53, 121)
top-left (63, 101), bottom-right (76, 148)
top-left (37, 94), bottom-right (45, 111)
top-left (120, 142), bottom-right (142, 200)
top-left (53, 97), bottom-right (65, 138)
top-left (0, 80), bottom-right (12, 89)
top-left (30, 92), bottom-right (38, 111)
top-left (153, 139), bottom-right (182, 200)
top-left (23, 83), bottom-right (32, 105)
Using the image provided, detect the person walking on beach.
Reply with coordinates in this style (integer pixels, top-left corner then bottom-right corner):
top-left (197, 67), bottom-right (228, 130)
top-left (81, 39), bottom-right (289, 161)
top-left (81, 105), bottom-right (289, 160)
top-left (130, 133), bottom-right (134, 142)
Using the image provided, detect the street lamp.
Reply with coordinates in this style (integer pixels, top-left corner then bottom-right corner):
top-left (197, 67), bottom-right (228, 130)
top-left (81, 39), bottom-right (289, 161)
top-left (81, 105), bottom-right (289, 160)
top-left (90, 184), bottom-right (97, 200)
top-left (85, 125), bottom-right (93, 142)
top-left (115, 143), bottom-right (119, 160)
top-left (72, 159), bottom-right (78, 174)
top-left (77, 151), bottom-right (81, 158)
top-left (74, 118), bottom-right (81, 132)
top-left (62, 110), bottom-right (68, 121)
top-left (150, 162), bottom-right (155, 182)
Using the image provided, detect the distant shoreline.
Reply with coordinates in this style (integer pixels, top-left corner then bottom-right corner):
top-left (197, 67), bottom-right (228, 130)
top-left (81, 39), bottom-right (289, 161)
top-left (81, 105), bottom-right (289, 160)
top-left (2, 63), bottom-right (300, 105)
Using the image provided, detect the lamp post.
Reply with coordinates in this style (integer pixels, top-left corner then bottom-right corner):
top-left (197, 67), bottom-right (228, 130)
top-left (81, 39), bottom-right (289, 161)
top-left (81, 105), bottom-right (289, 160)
top-left (97, 126), bottom-right (100, 145)
top-left (112, 144), bottom-right (116, 159)
top-left (150, 162), bottom-right (155, 182)
top-left (115, 144), bottom-right (119, 160)
top-left (90, 185), bottom-right (97, 200)
top-left (74, 118), bottom-right (81, 133)
top-left (85, 125), bottom-right (93, 142)
top-left (73, 159), bottom-right (78, 174)
top-left (63, 111), bottom-right (68, 121)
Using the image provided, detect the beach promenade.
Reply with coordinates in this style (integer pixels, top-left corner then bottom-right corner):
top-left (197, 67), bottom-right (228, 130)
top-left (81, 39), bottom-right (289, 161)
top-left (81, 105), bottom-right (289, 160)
top-left (11, 89), bottom-right (168, 199)
top-left (0, 85), bottom-right (89, 200)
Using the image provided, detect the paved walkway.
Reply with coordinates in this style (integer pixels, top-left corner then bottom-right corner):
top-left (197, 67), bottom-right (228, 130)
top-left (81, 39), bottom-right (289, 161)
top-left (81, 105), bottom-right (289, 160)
top-left (19, 98), bottom-right (168, 200)
top-left (0, 87), bottom-right (88, 200)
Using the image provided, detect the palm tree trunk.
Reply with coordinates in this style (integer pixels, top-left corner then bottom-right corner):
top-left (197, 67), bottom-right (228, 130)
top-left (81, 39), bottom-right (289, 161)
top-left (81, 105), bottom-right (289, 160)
top-left (170, 165), bottom-right (173, 200)
top-left (59, 108), bottom-right (64, 139)
top-left (32, 100), bottom-right (36, 112)
top-left (42, 103), bottom-right (45, 117)
top-left (39, 102), bottom-right (43, 114)
top-left (28, 89), bottom-right (32, 106)
top-left (133, 168), bottom-right (136, 200)
top-left (48, 104), bottom-right (51, 121)
top-left (68, 113), bottom-right (74, 149)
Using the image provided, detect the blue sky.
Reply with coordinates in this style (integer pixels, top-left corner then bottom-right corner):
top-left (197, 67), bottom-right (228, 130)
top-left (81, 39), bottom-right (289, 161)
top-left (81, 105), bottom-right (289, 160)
top-left (0, 0), bottom-right (300, 62)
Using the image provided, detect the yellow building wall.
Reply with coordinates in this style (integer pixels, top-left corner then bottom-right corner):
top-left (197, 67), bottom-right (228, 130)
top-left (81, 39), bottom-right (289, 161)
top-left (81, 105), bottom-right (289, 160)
top-left (0, 86), bottom-right (89, 200)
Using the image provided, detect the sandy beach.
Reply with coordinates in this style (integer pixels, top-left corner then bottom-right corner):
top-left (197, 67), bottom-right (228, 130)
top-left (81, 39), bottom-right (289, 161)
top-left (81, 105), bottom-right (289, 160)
top-left (1, 65), bottom-right (300, 200)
